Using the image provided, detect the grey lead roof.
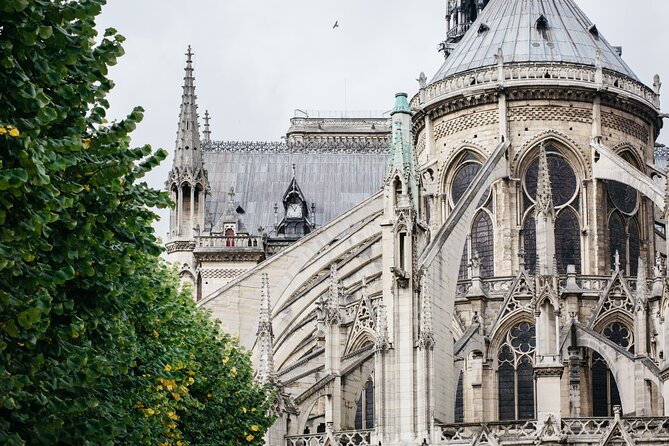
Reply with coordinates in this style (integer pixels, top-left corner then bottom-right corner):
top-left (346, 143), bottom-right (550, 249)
top-left (432, 0), bottom-right (639, 82)
top-left (203, 143), bottom-right (388, 235)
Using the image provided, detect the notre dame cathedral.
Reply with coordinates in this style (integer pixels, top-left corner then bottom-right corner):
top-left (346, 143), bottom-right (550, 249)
top-left (165, 0), bottom-right (669, 444)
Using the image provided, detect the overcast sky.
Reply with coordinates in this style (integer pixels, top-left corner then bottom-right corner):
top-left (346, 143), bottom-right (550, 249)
top-left (96, 0), bottom-right (669, 240)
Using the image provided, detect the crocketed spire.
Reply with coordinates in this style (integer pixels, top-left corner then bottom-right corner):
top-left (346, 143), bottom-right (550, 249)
top-left (535, 143), bottom-right (554, 217)
top-left (256, 273), bottom-right (275, 384)
top-left (174, 45), bottom-right (203, 170)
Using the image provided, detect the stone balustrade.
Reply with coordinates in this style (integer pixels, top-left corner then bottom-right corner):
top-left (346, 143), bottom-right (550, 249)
top-left (411, 62), bottom-right (658, 111)
top-left (195, 234), bottom-right (263, 249)
top-left (285, 429), bottom-right (372, 446)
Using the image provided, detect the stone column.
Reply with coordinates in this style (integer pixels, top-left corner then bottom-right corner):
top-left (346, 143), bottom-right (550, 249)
top-left (324, 264), bottom-right (342, 434)
top-left (177, 184), bottom-right (184, 236)
top-left (189, 185), bottom-right (195, 238)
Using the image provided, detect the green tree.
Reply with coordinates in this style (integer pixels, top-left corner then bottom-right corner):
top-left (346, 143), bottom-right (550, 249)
top-left (0, 1), bottom-right (274, 445)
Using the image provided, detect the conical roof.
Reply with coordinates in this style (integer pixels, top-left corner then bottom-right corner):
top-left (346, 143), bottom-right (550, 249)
top-left (432, 0), bottom-right (638, 83)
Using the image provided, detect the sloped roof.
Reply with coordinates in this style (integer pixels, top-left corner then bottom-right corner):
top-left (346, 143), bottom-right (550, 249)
top-left (202, 141), bottom-right (388, 235)
top-left (432, 0), bottom-right (638, 82)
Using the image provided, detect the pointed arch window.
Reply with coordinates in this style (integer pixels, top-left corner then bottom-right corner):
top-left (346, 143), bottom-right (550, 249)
top-left (472, 211), bottom-right (494, 277)
top-left (454, 371), bottom-right (464, 423)
top-left (592, 322), bottom-right (633, 416)
top-left (497, 322), bottom-right (536, 421)
top-left (522, 146), bottom-right (581, 274)
top-left (607, 151), bottom-right (643, 276)
top-left (354, 376), bottom-right (374, 429)
top-left (451, 154), bottom-right (494, 281)
top-left (555, 209), bottom-right (581, 273)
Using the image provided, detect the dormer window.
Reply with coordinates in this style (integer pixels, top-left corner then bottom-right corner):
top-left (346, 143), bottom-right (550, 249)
top-left (536, 14), bottom-right (548, 32)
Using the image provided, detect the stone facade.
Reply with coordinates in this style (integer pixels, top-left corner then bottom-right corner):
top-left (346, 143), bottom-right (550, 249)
top-left (167, 1), bottom-right (669, 445)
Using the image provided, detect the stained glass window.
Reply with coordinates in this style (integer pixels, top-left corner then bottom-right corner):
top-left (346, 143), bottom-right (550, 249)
top-left (458, 244), bottom-right (469, 280)
top-left (609, 212), bottom-right (627, 272)
top-left (497, 322), bottom-right (536, 421)
top-left (452, 163), bottom-right (481, 205)
top-left (355, 377), bottom-right (375, 429)
top-left (454, 371), bottom-right (464, 423)
top-left (472, 211), bottom-right (494, 278)
top-left (364, 378), bottom-right (374, 429)
top-left (591, 322), bottom-right (631, 416)
top-left (608, 180), bottom-right (637, 215)
top-left (555, 209), bottom-right (581, 273)
top-left (523, 214), bottom-right (536, 273)
top-left (525, 152), bottom-right (577, 207)
top-left (629, 218), bottom-right (640, 276)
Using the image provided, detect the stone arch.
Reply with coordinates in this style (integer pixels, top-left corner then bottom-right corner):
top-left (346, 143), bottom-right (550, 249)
top-left (512, 130), bottom-right (589, 178)
top-left (347, 328), bottom-right (376, 354)
top-left (592, 141), bottom-right (664, 208)
top-left (569, 323), bottom-right (662, 415)
top-left (489, 312), bottom-right (535, 364)
top-left (438, 144), bottom-right (489, 197)
top-left (611, 142), bottom-right (646, 173)
top-left (295, 392), bottom-right (328, 435)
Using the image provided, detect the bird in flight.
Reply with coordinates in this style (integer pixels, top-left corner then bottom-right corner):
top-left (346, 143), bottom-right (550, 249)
top-left (333, 20), bottom-right (339, 29)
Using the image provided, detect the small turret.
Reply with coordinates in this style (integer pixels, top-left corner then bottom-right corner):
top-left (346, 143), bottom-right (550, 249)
top-left (386, 93), bottom-right (419, 214)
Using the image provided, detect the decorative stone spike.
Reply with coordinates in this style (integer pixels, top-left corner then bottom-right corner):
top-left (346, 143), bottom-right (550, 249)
top-left (636, 257), bottom-right (648, 309)
top-left (324, 263), bottom-right (341, 326)
top-left (375, 304), bottom-right (390, 352)
top-left (256, 273), bottom-right (275, 384)
top-left (418, 275), bottom-right (435, 350)
top-left (536, 143), bottom-right (555, 217)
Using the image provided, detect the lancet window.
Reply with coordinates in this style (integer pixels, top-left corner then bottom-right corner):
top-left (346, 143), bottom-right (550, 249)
top-left (607, 150), bottom-right (643, 275)
top-left (591, 322), bottom-right (633, 416)
top-left (354, 376), bottom-right (374, 430)
top-left (497, 322), bottom-right (536, 421)
top-left (450, 153), bottom-right (494, 280)
top-left (522, 145), bottom-right (581, 273)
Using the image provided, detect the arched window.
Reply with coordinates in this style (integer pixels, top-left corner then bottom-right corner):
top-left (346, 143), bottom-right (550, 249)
top-left (355, 376), bottom-right (374, 430)
top-left (522, 146), bottom-right (580, 274)
top-left (454, 371), bottom-right (464, 423)
top-left (555, 209), bottom-right (581, 273)
top-left (592, 322), bottom-right (633, 416)
top-left (451, 154), bottom-right (494, 281)
top-left (472, 211), bottom-right (494, 277)
top-left (225, 228), bottom-right (235, 247)
top-left (497, 322), bottom-right (536, 421)
top-left (607, 151), bottom-right (642, 275)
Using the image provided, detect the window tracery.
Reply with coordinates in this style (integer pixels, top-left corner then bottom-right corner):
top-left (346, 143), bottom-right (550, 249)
top-left (592, 322), bottom-right (633, 416)
top-left (606, 152), bottom-right (642, 276)
top-left (497, 322), bottom-right (536, 421)
top-left (522, 146), bottom-right (581, 274)
top-left (354, 376), bottom-right (374, 430)
top-left (451, 154), bottom-right (494, 281)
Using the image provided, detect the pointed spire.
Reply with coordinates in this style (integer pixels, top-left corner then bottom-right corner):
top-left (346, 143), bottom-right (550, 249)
top-left (203, 110), bottom-right (211, 143)
top-left (256, 273), bottom-right (275, 384)
top-left (174, 45), bottom-right (203, 170)
top-left (375, 304), bottom-right (390, 352)
top-left (386, 93), bottom-right (419, 211)
top-left (536, 143), bottom-right (554, 217)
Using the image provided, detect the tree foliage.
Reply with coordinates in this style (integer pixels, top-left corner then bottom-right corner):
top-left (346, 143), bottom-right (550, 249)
top-left (0, 1), bottom-right (274, 444)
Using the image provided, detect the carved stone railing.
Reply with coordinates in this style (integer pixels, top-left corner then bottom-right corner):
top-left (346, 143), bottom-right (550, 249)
top-left (412, 62), bottom-right (658, 111)
top-left (195, 235), bottom-right (263, 249)
top-left (437, 418), bottom-right (669, 444)
top-left (440, 420), bottom-right (539, 443)
top-left (285, 430), bottom-right (372, 446)
top-left (446, 22), bottom-right (472, 39)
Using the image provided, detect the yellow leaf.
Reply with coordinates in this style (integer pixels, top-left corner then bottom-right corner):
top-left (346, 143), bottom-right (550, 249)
top-left (8, 128), bottom-right (19, 137)
top-left (153, 329), bottom-right (159, 338)
top-left (0, 128), bottom-right (6, 135)
top-left (251, 425), bottom-right (259, 432)
top-left (164, 364), bottom-right (172, 372)
top-left (242, 407), bottom-right (247, 413)
top-left (246, 434), bottom-right (254, 442)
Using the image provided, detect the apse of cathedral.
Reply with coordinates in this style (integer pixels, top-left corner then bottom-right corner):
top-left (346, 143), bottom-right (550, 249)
top-left (165, 0), bottom-right (669, 444)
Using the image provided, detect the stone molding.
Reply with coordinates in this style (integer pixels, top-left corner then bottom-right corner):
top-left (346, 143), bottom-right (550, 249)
top-left (202, 139), bottom-right (389, 154)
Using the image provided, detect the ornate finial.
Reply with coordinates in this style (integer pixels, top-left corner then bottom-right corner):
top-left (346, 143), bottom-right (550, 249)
top-left (186, 45), bottom-right (193, 62)
top-left (256, 273), bottom-right (275, 384)
top-left (595, 49), bottom-right (603, 86)
top-left (418, 275), bottom-right (435, 350)
top-left (614, 250), bottom-right (621, 272)
top-left (654, 74), bottom-right (662, 96)
top-left (518, 247), bottom-right (526, 271)
top-left (655, 252), bottom-right (663, 279)
top-left (324, 263), bottom-right (341, 325)
top-left (203, 110), bottom-right (211, 143)
top-left (536, 142), bottom-right (554, 217)
top-left (495, 47), bottom-right (504, 66)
